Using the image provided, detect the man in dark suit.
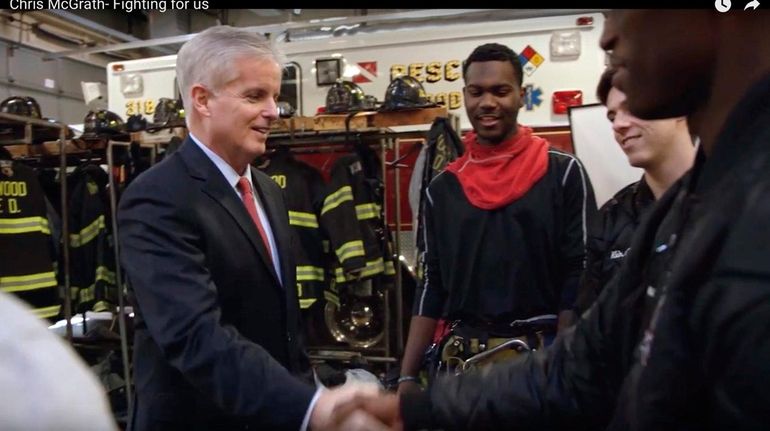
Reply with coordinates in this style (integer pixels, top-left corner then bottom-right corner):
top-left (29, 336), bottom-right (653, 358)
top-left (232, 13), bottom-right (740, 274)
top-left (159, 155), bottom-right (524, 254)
top-left (118, 26), bottom-right (384, 431)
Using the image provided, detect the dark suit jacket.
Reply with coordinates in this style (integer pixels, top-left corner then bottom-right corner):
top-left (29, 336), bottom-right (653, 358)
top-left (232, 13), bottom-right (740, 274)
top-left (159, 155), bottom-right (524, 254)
top-left (118, 138), bottom-right (315, 431)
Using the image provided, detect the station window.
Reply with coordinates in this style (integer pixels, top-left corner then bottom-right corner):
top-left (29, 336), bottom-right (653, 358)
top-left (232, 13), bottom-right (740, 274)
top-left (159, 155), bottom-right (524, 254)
top-left (281, 62), bottom-right (302, 116)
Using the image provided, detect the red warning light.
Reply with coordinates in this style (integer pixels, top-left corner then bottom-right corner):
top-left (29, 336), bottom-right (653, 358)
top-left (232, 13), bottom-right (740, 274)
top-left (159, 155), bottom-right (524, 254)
top-left (552, 90), bottom-right (583, 114)
top-left (576, 16), bottom-right (594, 26)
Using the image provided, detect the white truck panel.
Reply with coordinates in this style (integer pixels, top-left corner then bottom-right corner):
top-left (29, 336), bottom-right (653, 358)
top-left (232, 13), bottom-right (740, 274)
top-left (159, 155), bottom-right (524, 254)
top-left (107, 13), bottom-right (606, 131)
top-left (286, 13), bottom-right (605, 129)
top-left (107, 55), bottom-right (178, 120)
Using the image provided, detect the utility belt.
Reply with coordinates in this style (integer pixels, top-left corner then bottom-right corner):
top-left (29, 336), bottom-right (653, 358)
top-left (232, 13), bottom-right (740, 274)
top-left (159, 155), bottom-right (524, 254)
top-left (424, 314), bottom-right (557, 380)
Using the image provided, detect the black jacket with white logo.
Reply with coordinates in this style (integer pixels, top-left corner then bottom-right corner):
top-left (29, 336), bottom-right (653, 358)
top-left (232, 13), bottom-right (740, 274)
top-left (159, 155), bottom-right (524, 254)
top-left (578, 176), bottom-right (654, 313)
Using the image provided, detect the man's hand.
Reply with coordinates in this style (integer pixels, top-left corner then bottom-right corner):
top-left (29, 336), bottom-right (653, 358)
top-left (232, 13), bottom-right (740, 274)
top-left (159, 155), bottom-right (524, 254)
top-left (309, 383), bottom-right (389, 431)
top-left (333, 392), bottom-right (403, 431)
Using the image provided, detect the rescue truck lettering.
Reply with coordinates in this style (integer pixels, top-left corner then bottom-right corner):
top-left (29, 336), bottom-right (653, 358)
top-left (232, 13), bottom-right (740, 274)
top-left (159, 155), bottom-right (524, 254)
top-left (390, 60), bottom-right (463, 110)
top-left (390, 60), bottom-right (461, 82)
top-left (426, 92), bottom-right (462, 110)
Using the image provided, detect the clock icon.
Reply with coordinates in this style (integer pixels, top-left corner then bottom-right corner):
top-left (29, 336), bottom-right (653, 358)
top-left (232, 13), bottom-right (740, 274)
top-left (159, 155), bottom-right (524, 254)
top-left (715, 0), bottom-right (732, 12)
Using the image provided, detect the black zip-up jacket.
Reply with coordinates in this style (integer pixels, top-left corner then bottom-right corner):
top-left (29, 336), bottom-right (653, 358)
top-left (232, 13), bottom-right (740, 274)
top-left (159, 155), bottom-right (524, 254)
top-left (577, 177), bottom-right (654, 313)
top-left (413, 148), bottom-right (596, 322)
top-left (402, 73), bottom-right (770, 431)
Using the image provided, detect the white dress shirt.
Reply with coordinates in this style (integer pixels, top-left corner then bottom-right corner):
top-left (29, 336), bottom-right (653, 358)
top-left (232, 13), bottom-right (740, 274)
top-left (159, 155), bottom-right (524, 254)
top-left (189, 133), bottom-right (282, 285)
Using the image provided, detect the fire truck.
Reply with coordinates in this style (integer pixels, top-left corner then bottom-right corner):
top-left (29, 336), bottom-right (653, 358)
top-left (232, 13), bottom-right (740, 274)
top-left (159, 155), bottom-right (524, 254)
top-left (107, 12), bottom-right (607, 131)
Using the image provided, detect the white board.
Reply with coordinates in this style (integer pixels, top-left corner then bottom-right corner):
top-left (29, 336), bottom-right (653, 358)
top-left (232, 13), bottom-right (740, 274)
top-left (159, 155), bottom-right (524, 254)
top-left (569, 103), bottom-right (643, 208)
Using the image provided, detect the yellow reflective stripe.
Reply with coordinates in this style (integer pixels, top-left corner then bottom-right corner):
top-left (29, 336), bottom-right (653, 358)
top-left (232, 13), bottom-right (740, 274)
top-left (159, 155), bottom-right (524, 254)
top-left (82, 287), bottom-right (94, 302)
top-left (32, 304), bottom-right (61, 319)
top-left (321, 186), bottom-right (354, 215)
top-left (82, 287), bottom-right (95, 303)
top-left (92, 300), bottom-right (112, 312)
top-left (355, 203), bottom-right (381, 220)
top-left (95, 266), bottom-right (116, 285)
top-left (0, 271), bottom-right (57, 292)
top-left (362, 259), bottom-right (385, 278)
top-left (296, 265), bottom-right (325, 282)
top-left (324, 291), bottom-right (340, 307)
top-left (336, 240), bottom-right (365, 263)
top-left (70, 266), bottom-right (117, 305)
top-left (322, 240), bottom-right (330, 254)
top-left (299, 298), bottom-right (317, 309)
top-left (69, 215), bottom-right (105, 248)
top-left (288, 211), bottom-right (319, 228)
top-left (71, 284), bottom-right (95, 303)
top-left (384, 260), bottom-right (396, 276)
top-left (333, 272), bottom-right (343, 283)
top-left (0, 216), bottom-right (50, 235)
top-left (334, 257), bottom-right (386, 283)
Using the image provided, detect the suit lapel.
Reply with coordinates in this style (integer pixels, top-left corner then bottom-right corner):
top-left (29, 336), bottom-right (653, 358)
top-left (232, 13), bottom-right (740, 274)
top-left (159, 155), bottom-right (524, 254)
top-left (251, 167), bottom-right (291, 288)
top-left (180, 139), bottom-right (281, 285)
top-left (252, 168), bottom-right (300, 331)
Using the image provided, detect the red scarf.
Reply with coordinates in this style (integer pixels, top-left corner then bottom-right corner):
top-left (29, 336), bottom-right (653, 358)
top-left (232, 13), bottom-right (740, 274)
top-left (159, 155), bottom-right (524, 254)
top-left (446, 126), bottom-right (548, 210)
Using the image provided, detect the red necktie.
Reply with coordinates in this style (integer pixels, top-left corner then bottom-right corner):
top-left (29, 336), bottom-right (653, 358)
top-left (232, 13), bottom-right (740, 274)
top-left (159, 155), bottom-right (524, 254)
top-left (236, 177), bottom-right (273, 262)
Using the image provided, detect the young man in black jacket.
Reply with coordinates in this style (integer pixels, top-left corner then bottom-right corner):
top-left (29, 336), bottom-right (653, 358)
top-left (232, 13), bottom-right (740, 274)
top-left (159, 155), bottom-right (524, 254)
top-left (578, 69), bottom-right (695, 313)
top-left (397, 43), bottom-right (596, 393)
top-left (341, 10), bottom-right (770, 430)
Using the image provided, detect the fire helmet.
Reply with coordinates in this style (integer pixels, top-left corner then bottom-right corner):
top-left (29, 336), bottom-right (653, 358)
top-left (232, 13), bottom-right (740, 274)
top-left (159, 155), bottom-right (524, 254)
top-left (152, 98), bottom-right (185, 127)
top-left (0, 96), bottom-right (42, 119)
top-left (0, 96), bottom-right (76, 142)
top-left (380, 75), bottom-right (435, 111)
top-left (325, 80), bottom-right (367, 114)
top-left (83, 110), bottom-right (124, 137)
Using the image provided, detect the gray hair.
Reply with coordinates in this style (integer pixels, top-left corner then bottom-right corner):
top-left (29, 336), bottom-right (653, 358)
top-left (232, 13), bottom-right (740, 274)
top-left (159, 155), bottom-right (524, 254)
top-left (176, 25), bottom-right (286, 113)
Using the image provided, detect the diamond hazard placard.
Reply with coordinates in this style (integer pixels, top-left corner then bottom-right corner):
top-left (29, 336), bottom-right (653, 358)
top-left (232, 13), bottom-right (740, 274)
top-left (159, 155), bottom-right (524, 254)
top-left (518, 45), bottom-right (544, 77)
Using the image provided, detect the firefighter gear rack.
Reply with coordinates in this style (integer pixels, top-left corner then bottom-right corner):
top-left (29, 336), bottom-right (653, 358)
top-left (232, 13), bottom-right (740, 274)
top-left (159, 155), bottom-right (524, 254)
top-left (2, 104), bottom-right (453, 402)
top-left (0, 114), bottom-right (168, 420)
top-left (0, 112), bottom-right (76, 338)
top-left (1, 120), bottom-right (186, 418)
top-left (267, 106), bottom-right (455, 369)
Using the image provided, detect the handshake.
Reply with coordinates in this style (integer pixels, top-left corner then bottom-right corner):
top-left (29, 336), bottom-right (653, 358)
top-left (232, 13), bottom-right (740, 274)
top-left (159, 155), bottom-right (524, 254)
top-left (309, 382), bottom-right (404, 431)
